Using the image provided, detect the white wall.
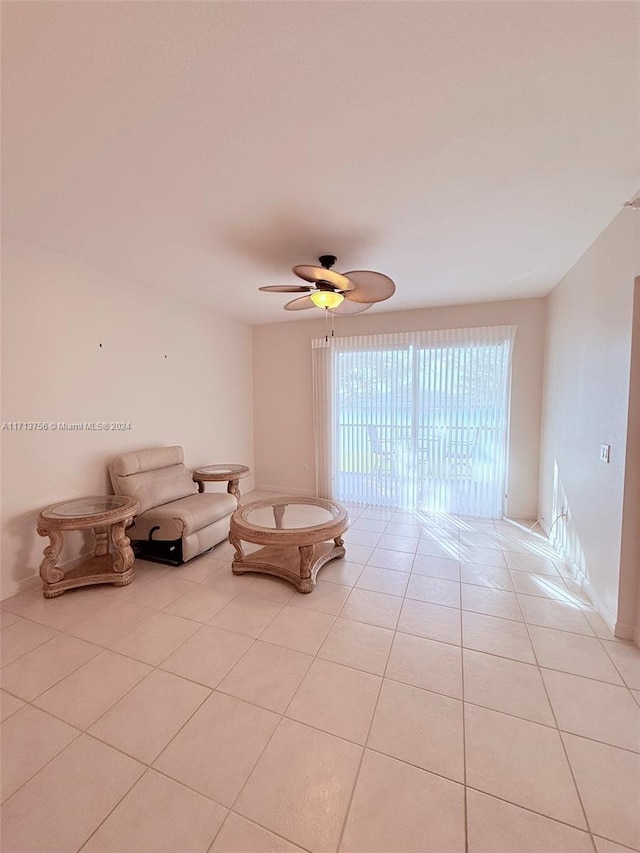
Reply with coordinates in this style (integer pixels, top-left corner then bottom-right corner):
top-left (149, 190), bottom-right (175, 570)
top-left (253, 298), bottom-right (546, 520)
top-left (1, 238), bottom-right (254, 597)
top-left (539, 211), bottom-right (640, 637)
top-left (621, 278), bottom-right (640, 641)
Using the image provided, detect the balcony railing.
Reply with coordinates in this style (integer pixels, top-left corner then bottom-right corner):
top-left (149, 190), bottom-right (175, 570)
top-left (334, 420), bottom-right (504, 514)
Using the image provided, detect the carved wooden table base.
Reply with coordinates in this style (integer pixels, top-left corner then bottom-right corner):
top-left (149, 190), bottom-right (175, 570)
top-left (37, 496), bottom-right (140, 598)
top-left (230, 536), bottom-right (345, 594)
top-left (229, 496), bottom-right (349, 594)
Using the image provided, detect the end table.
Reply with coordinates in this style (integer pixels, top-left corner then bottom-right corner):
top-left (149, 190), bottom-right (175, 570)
top-left (37, 495), bottom-right (140, 598)
top-left (192, 464), bottom-right (250, 505)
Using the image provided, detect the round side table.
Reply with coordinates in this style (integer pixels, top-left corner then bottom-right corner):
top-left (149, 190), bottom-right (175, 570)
top-left (37, 495), bottom-right (140, 598)
top-left (192, 464), bottom-right (250, 505)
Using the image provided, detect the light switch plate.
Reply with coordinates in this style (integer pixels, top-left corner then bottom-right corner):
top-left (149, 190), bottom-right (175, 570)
top-left (600, 444), bottom-right (610, 463)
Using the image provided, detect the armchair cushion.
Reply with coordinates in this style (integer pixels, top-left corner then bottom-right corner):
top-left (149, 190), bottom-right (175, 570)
top-left (130, 492), bottom-right (237, 541)
top-left (112, 464), bottom-right (197, 515)
top-left (109, 446), bottom-right (197, 515)
top-left (109, 445), bottom-right (185, 477)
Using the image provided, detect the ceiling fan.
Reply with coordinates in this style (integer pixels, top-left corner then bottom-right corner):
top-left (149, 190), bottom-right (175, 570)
top-left (259, 255), bottom-right (395, 314)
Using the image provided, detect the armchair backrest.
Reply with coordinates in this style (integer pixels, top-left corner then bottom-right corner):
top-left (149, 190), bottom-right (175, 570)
top-left (109, 446), bottom-right (197, 514)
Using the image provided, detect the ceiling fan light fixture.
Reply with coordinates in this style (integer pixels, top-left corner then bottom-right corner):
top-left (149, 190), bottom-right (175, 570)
top-left (310, 290), bottom-right (344, 309)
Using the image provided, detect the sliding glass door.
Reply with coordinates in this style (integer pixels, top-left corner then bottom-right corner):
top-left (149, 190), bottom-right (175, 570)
top-left (313, 326), bottom-right (515, 518)
top-left (412, 338), bottom-right (513, 517)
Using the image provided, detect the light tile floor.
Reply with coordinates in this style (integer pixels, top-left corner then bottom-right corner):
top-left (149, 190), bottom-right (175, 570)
top-left (1, 498), bottom-right (639, 852)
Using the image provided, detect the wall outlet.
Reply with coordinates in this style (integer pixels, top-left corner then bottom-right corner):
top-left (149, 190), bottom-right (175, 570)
top-left (600, 444), bottom-right (610, 463)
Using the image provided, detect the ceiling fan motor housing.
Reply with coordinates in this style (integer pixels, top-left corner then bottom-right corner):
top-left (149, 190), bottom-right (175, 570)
top-left (317, 256), bottom-right (341, 291)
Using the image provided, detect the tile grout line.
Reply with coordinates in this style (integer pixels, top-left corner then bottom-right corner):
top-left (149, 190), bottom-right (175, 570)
top-left (597, 629), bottom-right (639, 692)
top-left (19, 630), bottom-right (639, 772)
top-left (516, 590), bottom-right (599, 851)
top-left (0, 723), bottom-right (85, 808)
top-left (288, 508), bottom-right (398, 852)
top-left (75, 665), bottom-right (290, 849)
top-left (7, 578), bottom-right (609, 646)
top-left (5, 674), bottom-right (212, 825)
top-left (0, 637), bottom-right (105, 707)
top-left (2, 508), bottom-right (637, 852)
top-left (460, 561), bottom-right (470, 853)
top-left (70, 673), bottom-right (217, 849)
top-left (218, 627), bottom-right (354, 851)
top-left (75, 765), bottom-right (157, 853)
top-left (141, 620), bottom-right (294, 820)
top-left (208, 812), bottom-right (315, 853)
top-left (208, 549), bottom-right (351, 822)
top-left (1, 564), bottom-right (276, 839)
top-left (0, 621), bottom-right (64, 667)
top-left (333, 518), bottom-right (398, 853)
top-left (10, 634), bottom-right (618, 743)
top-left (2, 577), bottom-right (636, 730)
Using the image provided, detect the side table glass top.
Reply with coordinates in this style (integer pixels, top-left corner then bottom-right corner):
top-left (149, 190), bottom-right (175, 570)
top-left (41, 495), bottom-right (134, 519)
top-left (240, 499), bottom-right (343, 531)
top-left (194, 464), bottom-right (250, 477)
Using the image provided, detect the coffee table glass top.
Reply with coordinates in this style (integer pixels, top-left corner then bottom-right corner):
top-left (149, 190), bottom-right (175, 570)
top-left (41, 495), bottom-right (134, 519)
top-left (239, 498), bottom-right (344, 531)
top-left (194, 464), bottom-right (250, 477)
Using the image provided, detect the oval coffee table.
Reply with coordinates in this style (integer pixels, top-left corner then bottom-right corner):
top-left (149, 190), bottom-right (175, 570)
top-left (229, 496), bottom-right (349, 593)
top-left (37, 495), bottom-right (140, 598)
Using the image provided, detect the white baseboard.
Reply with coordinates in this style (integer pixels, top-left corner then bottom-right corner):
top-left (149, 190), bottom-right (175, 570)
top-left (502, 516), bottom-right (548, 542)
top-left (578, 573), bottom-right (634, 640)
top-left (578, 571), bottom-right (621, 636)
top-left (540, 536), bottom-right (633, 641)
top-left (1, 573), bottom-right (41, 601)
top-left (253, 484), bottom-right (315, 497)
top-left (613, 620), bottom-right (636, 642)
top-left (505, 513), bottom-right (537, 522)
top-left (1, 548), bottom-right (95, 601)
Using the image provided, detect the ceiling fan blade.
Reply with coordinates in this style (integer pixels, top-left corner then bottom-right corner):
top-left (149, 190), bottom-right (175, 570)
top-left (259, 285), bottom-right (311, 293)
top-left (293, 265), bottom-right (354, 291)
top-left (332, 299), bottom-right (373, 315)
top-left (343, 271), bottom-right (395, 304)
top-left (284, 295), bottom-right (316, 311)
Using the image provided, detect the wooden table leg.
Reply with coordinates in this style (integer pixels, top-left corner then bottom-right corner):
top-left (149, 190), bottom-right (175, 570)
top-left (110, 520), bottom-right (135, 580)
top-left (37, 527), bottom-right (65, 594)
top-left (229, 530), bottom-right (245, 564)
top-left (299, 544), bottom-right (315, 582)
top-left (227, 479), bottom-right (241, 504)
top-left (273, 504), bottom-right (285, 529)
top-left (94, 525), bottom-right (109, 557)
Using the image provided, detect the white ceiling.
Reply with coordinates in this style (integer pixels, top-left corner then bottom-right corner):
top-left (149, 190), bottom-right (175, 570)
top-left (2, 2), bottom-right (639, 325)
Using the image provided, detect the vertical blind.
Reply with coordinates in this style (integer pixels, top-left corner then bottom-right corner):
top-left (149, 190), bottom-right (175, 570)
top-left (312, 325), bottom-right (516, 518)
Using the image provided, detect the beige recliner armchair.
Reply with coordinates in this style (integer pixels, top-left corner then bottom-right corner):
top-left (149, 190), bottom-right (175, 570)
top-left (108, 446), bottom-right (236, 565)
